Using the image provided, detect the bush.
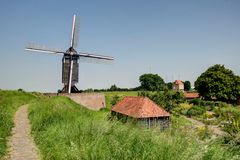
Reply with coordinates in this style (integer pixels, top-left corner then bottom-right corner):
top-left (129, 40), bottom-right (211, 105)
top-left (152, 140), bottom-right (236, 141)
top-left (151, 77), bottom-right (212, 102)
top-left (189, 98), bottom-right (201, 105)
top-left (138, 90), bottom-right (185, 112)
top-left (187, 106), bottom-right (206, 117)
top-left (174, 103), bottom-right (192, 115)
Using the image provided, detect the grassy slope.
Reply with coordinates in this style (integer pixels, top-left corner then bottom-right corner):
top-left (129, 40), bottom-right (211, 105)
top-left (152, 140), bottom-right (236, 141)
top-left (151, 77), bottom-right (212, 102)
top-left (0, 90), bottom-right (36, 158)
top-left (28, 95), bottom-right (235, 160)
top-left (104, 91), bottom-right (138, 109)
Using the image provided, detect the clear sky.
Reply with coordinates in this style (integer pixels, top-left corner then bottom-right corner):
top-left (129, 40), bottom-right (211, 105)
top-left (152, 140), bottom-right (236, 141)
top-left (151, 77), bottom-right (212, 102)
top-left (0, 0), bottom-right (239, 92)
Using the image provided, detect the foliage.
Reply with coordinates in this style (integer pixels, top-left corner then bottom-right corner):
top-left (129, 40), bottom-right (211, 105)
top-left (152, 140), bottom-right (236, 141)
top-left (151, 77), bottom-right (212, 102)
top-left (189, 98), bottom-right (229, 110)
top-left (186, 106), bottom-right (206, 117)
top-left (195, 64), bottom-right (240, 103)
top-left (111, 95), bottom-right (120, 106)
top-left (216, 107), bottom-right (240, 136)
top-left (214, 107), bottom-right (240, 153)
top-left (83, 86), bottom-right (141, 92)
top-left (138, 90), bottom-right (185, 112)
top-left (166, 82), bottom-right (173, 90)
top-left (197, 125), bottom-right (212, 140)
top-left (174, 103), bottom-right (192, 115)
top-left (184, 81), bottom-right (191, 91)
top-left (189, 98), bottom-right (201, 105)
top-left (109, 84), bottom-right (118, 91)
top-left (139, 74), bottom-right (165, 91)
top-left (0, 90), bottom-right (36, 158)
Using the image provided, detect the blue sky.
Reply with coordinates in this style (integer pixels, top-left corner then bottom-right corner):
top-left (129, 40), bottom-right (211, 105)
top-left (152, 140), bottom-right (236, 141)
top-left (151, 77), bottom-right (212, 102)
top-left (0, 0), bottom-right (239, 92)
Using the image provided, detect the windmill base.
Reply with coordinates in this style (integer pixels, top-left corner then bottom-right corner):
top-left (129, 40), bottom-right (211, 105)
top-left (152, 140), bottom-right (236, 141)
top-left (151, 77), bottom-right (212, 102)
top-left (61, 85), bottom-right (80, 93)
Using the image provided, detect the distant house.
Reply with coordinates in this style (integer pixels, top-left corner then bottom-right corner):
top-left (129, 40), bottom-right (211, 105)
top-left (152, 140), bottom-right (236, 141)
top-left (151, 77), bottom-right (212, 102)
top-left (184, 92), bottom-right (200, 100)
top-left (173, 80), bottom-right (184, 91)
top-left (111, 96), bottom-right (170, 129)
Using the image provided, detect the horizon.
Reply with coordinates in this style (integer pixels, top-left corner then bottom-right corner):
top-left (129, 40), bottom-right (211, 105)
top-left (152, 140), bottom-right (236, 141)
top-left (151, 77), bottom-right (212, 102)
top-left (0, 0), bottom-right (239, 92)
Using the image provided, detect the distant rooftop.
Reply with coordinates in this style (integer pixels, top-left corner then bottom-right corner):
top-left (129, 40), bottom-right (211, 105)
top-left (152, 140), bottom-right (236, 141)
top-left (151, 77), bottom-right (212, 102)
top-left (184, 92), bottom-right (200, 99)
top-left (174, 80), bottom-right (184, 85)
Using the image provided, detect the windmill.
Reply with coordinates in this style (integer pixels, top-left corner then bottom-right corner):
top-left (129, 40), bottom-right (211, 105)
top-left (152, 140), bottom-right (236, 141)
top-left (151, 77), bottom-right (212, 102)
top-left (25, 15), bottom-right (114, 93)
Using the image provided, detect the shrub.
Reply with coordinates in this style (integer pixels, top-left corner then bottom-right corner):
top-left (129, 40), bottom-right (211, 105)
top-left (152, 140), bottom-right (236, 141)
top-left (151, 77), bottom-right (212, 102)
top-left (187, 106), bottom-right (206, 117)
top-left (189, 98), bottom-right (201, 105)
top-left (138, 90), bottom-right (185, 112)
top-left (111, 95), bottom-right (120, 106)
top-left (174, 103), bottom-right (192, 115)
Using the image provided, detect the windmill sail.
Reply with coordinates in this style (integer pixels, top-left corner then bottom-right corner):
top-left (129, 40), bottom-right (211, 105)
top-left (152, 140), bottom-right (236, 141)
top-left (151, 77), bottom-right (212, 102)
top-left (70, 15), bottom-right (80, 48)
top-left (25, 14), bottom-right (114, 94)
top-left (25, 43), bottom-right (65, 54)
top-left (78, 52), bottom-right (114, 60)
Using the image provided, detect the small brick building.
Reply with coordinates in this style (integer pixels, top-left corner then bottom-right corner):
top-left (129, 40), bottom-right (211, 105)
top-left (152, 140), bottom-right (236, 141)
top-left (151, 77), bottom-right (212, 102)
top-left (173, 80), bottom-right (184, 91)
top-left (111, 96), bottom-right (170, 129)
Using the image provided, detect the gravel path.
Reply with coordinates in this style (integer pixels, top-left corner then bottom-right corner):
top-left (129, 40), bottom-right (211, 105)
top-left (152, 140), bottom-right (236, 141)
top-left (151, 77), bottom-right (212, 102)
top-left (7, 104), bottom-right (40, 160)
top-left (185, 117), bottom-right (226, 136)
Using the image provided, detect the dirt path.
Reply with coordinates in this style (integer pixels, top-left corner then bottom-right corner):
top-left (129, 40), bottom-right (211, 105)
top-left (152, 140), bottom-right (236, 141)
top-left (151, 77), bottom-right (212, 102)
top-left (7, 104), bottom-right (40, 160)
top-left (185, 117), bottom-right (226, 136)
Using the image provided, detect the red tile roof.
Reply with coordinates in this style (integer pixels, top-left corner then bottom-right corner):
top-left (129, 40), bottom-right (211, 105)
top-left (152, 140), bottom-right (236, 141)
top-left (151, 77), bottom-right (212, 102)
top-left (184, 92), bottom-right (200, 99)
top-left (111, 96), bottom-right (170, 118)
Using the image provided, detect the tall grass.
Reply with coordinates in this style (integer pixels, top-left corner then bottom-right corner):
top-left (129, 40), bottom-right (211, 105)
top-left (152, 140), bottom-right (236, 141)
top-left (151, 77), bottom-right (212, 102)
top-left (0, 90), bottom-right (35, 158)
top-left (28, 96), bottom-right (236, 160)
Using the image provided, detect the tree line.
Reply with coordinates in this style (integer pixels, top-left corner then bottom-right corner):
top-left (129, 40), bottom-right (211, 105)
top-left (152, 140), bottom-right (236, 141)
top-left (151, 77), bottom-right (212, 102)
top-left (83, 64), bottom-right (240, 104)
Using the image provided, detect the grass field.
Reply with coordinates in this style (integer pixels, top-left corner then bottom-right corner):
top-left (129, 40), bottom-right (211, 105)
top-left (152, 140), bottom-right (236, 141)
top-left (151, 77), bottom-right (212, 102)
top-left (1, 90), bottom-right (240, 159)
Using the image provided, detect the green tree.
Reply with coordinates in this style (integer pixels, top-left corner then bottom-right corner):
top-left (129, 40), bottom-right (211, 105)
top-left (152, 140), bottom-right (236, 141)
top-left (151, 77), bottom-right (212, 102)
top-left (139, 74), bottom-right (165, 91)
top-left (109, 84), bottom-right (118, 91)
top-left (166, 82), bottom-right (173, 90)
top-left (195, 64), bottom-right (240, 102)
top-left (184, 81), bottom-right (191, 91)
top-left (138, 90), bottom-right (184, 112)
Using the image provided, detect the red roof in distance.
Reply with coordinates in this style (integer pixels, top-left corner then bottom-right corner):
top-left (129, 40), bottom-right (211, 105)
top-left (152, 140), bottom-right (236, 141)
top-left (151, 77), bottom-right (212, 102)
top-left (184, 92), bottom-right (200, 99)
top-left (111, 96), bottom-right (170, 118)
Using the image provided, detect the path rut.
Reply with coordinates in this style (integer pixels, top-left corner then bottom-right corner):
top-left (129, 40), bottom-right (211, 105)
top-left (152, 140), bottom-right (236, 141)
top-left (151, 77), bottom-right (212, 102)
top-left (7, 104), bottom-right (39, 160)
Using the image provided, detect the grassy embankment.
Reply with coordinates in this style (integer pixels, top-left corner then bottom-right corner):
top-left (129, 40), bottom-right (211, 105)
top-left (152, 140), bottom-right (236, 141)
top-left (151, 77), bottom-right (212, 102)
top-left (0, 90), bottom-right (36, 158)
top-left (28, 93), bottom-right (236, 160)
